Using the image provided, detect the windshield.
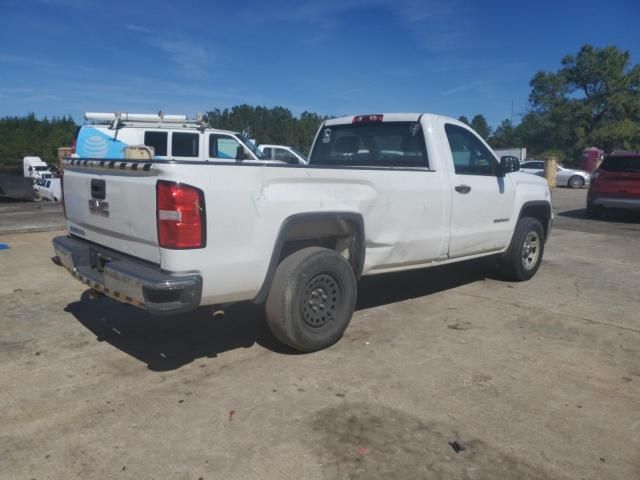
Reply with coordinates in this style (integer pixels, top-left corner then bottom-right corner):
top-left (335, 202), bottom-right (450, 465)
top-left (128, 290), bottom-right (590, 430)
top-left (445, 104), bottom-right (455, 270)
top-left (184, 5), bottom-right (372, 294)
top-left (239, 135), bottom-right (266, 160)
top-left (34, 166), bottom-right (50, 171)
top-left (309, 121), bottom-right (428, 168)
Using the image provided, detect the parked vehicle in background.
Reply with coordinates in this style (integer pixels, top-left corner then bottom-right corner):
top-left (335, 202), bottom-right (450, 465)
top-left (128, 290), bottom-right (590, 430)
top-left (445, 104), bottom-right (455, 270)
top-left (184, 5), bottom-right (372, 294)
top-left (587, 152), bottom-right (640, 217)
top-left (494, 147), bottom-right (527, 162)
top-left (259, 144), bottom-right (307, 164)
top-left (33, 178), bottom-right (61, 201)
top-left (23, 156), bottom-right (53, 183)
top-left (54, 112), bottom-right (552, 352)
top-left (74, 112), bottom-right (268, 162)
top-left (519, 160), bottom-right (590, 188)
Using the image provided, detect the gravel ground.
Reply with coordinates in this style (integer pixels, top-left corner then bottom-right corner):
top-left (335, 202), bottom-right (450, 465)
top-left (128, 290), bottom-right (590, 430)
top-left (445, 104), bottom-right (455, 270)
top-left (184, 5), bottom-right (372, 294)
top-left (0, 187), bottom-right (639, 480)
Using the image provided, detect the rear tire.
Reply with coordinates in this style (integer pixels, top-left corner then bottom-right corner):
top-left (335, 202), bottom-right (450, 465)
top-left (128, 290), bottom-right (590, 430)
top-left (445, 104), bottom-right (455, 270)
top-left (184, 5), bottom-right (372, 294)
top-left (499, 217), bottom-right (545, 281)
top-left (265, 247), bottom-right (357, 352)
top-left (568, 175), bottom-right (585, 189)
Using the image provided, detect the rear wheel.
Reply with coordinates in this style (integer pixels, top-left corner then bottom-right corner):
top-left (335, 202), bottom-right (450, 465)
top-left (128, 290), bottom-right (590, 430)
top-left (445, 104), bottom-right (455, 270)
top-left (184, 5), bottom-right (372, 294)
top-left (265, 247), bottom-right (357, 352)
top-left (568, 175), bottom-right (585, 189)
top-left (499, 217), bottom-right (545, 281)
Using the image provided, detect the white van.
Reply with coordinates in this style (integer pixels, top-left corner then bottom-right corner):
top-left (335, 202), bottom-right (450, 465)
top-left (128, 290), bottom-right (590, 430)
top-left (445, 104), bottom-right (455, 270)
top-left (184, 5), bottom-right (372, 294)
top-left (74, 112), bottom-right (272, 162)
top-left (33, 178), bottom-right (61, 201)
top-left (23, 156), bottom-right (53, 182)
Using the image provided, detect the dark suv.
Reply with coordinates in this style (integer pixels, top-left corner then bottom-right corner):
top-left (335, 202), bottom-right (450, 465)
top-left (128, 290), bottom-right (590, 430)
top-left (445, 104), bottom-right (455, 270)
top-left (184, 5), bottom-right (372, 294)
top-left (587, 152), bottom-right (640, 218)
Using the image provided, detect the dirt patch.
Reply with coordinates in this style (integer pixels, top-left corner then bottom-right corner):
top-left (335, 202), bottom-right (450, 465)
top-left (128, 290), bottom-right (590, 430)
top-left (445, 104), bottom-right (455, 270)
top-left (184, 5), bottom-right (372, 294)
top-left (310, 402), bottom-right (559, 480)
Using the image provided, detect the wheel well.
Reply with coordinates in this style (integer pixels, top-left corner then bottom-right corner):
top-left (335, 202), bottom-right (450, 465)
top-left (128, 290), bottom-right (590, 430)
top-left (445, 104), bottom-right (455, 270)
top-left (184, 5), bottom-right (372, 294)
top-left (519, 203), bottom-right (551, 239)
top-left (277, 217), bottom-right (363, 274)
top-left (253, 213), bottom-right (365, 304)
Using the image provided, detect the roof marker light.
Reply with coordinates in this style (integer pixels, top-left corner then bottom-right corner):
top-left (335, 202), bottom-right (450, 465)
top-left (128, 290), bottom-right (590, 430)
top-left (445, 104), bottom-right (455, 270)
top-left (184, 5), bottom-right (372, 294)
top-left (352, 114), bottom-right (384, 124)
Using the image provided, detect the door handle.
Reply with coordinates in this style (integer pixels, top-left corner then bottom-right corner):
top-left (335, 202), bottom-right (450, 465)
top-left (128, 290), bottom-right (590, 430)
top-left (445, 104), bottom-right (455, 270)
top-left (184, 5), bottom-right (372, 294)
top-left (455, 184), bottom-right (471, 194)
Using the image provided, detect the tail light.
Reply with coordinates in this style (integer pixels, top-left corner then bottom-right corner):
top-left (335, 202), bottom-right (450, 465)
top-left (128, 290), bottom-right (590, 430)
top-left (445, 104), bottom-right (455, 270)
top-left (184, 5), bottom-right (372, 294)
top-left (156, 181), bottom-right (206, 249)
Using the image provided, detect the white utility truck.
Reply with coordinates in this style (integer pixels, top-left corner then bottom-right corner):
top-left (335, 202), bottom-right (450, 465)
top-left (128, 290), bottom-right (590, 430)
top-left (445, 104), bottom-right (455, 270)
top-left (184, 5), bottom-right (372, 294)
top-left (53, 112), bottom-right (552, 352)
top-left (23, 156), bottom-right (53, 183)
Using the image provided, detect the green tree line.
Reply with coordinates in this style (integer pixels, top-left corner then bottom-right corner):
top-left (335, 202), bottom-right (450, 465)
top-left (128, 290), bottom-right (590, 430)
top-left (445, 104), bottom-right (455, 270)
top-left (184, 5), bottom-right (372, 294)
top-left (0, 114), bottom-right (77, 174)
top-left (1, 44), bottom-right (637, 172)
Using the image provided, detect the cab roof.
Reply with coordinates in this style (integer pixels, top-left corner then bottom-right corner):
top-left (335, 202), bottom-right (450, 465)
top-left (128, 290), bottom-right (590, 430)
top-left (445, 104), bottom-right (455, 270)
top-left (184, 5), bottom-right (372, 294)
top-left (323, 113), bottom-right (450, 126)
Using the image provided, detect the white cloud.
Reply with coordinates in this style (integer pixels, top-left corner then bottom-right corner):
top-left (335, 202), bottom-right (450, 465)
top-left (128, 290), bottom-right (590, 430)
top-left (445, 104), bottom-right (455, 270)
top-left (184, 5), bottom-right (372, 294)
top-left (150, 38), bottom-right (212, 78)
top-left (441, 80), bottom-right (483, 96)
top-left (0, 54), bottom-right (58, 68)
top-left (125, 23), bottom-right (152, 33)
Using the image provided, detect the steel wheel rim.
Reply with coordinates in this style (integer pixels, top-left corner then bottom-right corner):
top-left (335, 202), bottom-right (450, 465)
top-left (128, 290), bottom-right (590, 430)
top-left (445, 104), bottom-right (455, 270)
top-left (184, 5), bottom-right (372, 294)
top-left (522, 231), bottom-right (540, 270)
top-left (301, 273), bottom-right (341, 328)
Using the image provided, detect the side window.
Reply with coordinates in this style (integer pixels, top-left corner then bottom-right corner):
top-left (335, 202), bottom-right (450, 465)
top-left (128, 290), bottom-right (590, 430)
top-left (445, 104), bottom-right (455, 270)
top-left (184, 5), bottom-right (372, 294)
top-left (262, 147), bottom-right (272, 159)
top-left (209, 134), bottom-right (243, 160)
top-left (445, 124), bottom-right (496, 176)
top-left (172, 133), bottom-right (199, 157)
top-left (274, 148), bottom-right (298, 164)
top-left (144, 131), bottom-right (168, 156)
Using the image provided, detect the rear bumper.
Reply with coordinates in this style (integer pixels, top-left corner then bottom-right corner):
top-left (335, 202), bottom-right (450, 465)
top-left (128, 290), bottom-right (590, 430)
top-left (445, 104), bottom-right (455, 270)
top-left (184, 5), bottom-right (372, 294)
top-left (52, 236), bottom-right (202, 315)
top-left (590, 197), bottom-right (640, 210)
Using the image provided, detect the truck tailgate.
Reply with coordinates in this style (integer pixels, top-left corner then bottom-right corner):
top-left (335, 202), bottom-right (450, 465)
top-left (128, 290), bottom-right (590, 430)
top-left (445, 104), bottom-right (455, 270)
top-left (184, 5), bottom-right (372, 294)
top-left (63, 163), bottom-right (160, 264)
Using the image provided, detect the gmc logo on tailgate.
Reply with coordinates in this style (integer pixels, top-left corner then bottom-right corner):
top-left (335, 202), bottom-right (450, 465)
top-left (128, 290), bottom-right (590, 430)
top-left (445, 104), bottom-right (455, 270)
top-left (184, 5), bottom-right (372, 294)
top-left (88, 199), bottom-right (109, 217)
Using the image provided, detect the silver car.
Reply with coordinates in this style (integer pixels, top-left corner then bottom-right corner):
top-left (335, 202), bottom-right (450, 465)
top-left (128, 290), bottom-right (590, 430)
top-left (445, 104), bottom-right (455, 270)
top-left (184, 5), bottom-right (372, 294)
top-left (519, 160), bottom-right (591, 188)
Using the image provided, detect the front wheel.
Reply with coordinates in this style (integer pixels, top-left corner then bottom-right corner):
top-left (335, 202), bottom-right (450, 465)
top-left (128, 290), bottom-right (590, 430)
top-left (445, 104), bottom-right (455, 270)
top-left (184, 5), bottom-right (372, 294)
top-left (568, 175), bottom-right (585, 189)
top-left (499, 217), bottom-right (545, 281)
top-left (265, 247), bottom-right (357, 352)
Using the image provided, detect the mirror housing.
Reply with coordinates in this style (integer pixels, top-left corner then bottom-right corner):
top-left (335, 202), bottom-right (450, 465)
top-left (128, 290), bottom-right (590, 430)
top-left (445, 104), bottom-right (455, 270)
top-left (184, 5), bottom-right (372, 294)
top-left (497, 155), bottom-right (520, 177)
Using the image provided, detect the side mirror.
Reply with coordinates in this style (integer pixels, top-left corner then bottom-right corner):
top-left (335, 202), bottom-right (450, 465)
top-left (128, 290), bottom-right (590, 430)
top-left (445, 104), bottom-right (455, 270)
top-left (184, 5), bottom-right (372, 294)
top-left (499, 155), bottom-right (520, 176)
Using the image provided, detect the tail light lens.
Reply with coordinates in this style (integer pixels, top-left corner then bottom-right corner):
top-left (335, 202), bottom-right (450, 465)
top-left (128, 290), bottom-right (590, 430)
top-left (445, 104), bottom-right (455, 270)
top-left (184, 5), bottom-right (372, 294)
top-left (156, 181), bottom-right (206, 249)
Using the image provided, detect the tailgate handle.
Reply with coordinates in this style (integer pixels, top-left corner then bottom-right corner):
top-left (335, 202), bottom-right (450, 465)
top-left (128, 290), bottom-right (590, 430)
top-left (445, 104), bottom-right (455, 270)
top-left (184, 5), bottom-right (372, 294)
top-left (91, 179), bottom-right (106, 199)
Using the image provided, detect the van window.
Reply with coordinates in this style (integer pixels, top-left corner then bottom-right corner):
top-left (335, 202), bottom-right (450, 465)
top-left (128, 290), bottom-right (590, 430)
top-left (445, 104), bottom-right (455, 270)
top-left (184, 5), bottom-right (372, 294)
top-left (209, 134), bottom-right (244, 160)
top-left (144, 131), bottom-right (168, 156)
top-left (172, 133), bottom-right (199, 157)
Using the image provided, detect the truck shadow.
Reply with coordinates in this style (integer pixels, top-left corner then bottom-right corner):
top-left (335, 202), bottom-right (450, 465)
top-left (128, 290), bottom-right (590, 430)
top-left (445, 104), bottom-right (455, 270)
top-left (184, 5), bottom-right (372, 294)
top-left (65, 258), bottom-right (494, 372)
top-left (559, 208), bottom-right (640, 223)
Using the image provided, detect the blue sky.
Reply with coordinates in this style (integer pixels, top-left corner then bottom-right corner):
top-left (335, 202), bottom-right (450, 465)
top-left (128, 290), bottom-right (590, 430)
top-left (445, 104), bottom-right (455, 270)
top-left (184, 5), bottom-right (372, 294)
top-left (1, 0), bottom-right (638, 128)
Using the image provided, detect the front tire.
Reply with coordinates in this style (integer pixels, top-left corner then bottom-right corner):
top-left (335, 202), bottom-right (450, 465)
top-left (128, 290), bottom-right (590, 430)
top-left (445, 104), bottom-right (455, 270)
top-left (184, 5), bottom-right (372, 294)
top-left (499, 217), bottom-right (545, 281)
top-left (265, 247), bottom-right (357, 352)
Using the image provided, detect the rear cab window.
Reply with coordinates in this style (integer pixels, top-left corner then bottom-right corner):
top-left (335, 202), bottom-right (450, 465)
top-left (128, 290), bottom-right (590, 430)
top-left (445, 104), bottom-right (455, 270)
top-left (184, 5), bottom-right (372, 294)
top-left (309, 121), bottom-right (429, 168)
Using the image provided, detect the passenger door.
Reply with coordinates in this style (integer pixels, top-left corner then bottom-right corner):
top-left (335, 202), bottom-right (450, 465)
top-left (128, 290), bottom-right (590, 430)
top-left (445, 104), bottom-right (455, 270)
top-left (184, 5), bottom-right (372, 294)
top-left (443, 123), bottom-right (515, 257)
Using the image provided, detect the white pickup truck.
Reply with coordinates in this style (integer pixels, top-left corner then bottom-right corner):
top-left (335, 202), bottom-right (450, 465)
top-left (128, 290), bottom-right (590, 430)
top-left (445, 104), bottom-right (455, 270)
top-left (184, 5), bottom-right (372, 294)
top-left (53, 113), bottom-right (552, 352)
